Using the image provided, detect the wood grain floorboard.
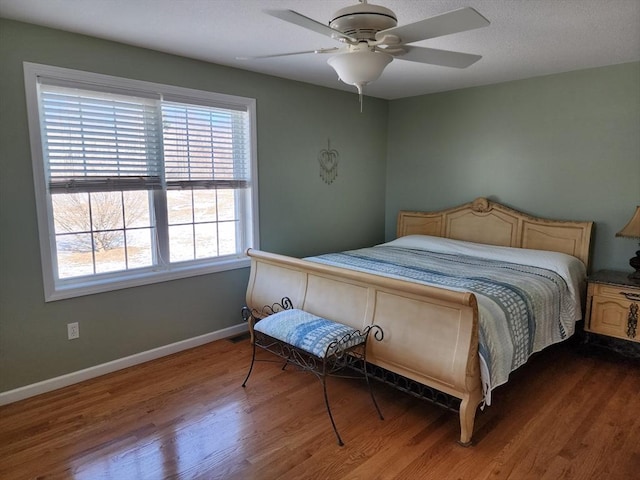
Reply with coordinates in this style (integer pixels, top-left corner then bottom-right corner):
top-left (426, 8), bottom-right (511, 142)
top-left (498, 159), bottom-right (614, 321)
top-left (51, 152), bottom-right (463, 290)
top-left (0, 337), bottom-right (638, 479)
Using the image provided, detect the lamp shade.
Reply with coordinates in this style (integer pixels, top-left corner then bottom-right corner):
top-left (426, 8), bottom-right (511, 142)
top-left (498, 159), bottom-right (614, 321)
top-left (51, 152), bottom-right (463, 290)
top-left (327, 50), bottom-right (393, 92)
top-left (616, 206), bottom-right (640, 239)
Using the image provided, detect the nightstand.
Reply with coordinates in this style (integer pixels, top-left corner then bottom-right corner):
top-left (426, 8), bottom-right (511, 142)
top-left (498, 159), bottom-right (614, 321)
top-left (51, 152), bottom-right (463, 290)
top-left (584, 270), bottom-right (640, 353)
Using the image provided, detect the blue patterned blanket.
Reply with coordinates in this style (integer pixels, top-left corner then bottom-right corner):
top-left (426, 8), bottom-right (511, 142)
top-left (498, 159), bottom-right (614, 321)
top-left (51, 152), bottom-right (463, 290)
top-left (306, 241), bottom-right (581, 403)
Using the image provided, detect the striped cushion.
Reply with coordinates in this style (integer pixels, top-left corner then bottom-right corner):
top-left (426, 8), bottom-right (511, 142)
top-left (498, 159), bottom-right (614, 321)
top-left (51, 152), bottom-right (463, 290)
top-left (254, 309), bottom-right (363, 358)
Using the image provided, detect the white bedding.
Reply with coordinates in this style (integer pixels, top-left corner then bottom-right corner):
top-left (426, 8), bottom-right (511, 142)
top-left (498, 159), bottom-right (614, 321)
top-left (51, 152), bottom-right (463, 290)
top-left (382, 235), bottom-right (587, 321)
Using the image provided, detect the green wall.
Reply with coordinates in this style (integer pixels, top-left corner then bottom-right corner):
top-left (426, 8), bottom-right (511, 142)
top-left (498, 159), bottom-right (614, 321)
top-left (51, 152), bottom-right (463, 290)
top-left (2, 18), bottom-right (638, 395)
top-left (0, 19), bottom-right (388, 392)
top-left (386, 62), bottom-right (640, 272)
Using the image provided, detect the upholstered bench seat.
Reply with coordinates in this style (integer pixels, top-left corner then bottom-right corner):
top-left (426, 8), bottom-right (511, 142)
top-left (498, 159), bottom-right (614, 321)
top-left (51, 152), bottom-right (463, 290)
top-left (253, 309), bottom-right (366, 358)
top-left (241, 299), bottom-right (384, 446)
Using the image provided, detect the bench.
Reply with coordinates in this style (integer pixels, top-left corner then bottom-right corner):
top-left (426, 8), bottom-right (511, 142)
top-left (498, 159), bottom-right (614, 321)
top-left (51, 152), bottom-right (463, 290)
top-left (241, 298), bottom-right (384, 446)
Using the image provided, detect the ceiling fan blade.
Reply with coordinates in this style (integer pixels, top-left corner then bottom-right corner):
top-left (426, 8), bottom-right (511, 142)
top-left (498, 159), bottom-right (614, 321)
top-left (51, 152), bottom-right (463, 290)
top-left (237, 48), bottom-right (339, 60)
top-left (398, 46), bottom-right (482, 68)
top-left (265, 9), bottom-right (356, 42)
top-left (376, 7), bottom-right (489, 44)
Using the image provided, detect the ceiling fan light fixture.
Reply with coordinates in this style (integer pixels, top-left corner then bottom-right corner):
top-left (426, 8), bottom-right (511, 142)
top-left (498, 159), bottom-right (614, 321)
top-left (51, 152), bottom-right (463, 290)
top-left (327, 49), bottom-right (392, 92)
top-left (261, 2), bottom-right (490, 109)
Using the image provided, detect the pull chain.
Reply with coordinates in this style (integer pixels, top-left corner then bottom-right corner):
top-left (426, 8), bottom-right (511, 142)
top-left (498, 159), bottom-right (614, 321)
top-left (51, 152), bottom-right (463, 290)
top-left (356, 83), bottom-right (364, 113)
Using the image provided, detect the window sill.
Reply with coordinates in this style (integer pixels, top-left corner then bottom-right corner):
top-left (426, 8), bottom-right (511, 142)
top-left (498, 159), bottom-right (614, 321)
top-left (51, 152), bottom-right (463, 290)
top-left (45, 256), bottom-right (251, 302)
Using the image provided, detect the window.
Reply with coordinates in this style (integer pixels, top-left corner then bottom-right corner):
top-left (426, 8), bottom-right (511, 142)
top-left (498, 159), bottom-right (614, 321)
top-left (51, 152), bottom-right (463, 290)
top-left (24, 63), bottom-right (258, 301)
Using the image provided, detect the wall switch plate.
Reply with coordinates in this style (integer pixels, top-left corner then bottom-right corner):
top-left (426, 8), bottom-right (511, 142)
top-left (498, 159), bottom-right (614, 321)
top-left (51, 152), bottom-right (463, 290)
top-left (67, 322), bottom-right (79, 340)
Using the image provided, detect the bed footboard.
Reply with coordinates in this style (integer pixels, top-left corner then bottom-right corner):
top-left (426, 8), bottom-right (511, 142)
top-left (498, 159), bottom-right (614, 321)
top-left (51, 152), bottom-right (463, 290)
top-left (244, 248), bottom-right (483, 445)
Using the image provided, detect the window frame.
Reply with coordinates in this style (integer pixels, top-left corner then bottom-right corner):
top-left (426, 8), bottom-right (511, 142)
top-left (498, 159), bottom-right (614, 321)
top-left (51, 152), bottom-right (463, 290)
top-left (23, 62), bottom-right (259, 302)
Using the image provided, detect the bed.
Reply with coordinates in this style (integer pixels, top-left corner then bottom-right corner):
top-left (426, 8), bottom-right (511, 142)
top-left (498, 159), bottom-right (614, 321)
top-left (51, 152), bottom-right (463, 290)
top-left (244, 197), bottom-right (593, 445)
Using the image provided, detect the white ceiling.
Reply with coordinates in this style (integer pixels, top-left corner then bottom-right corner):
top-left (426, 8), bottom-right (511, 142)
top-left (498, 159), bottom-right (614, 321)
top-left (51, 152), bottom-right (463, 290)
top-left (1, 0), bottom-right (639, 100)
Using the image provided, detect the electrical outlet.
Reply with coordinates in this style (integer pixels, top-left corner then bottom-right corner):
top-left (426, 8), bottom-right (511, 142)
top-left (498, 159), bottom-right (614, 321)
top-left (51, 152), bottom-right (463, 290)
top-left (67, 322), bottom-right (79, 340)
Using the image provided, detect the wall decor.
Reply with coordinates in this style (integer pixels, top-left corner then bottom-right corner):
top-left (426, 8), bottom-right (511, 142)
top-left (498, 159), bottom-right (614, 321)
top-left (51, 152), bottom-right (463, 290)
top-left (318, 139), bottom-right (339, 184)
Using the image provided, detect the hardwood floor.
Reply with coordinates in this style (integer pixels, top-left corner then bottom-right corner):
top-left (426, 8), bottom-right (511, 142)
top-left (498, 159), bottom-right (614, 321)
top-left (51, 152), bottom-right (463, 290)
top-left (1, 336), bottom-right (638, 480)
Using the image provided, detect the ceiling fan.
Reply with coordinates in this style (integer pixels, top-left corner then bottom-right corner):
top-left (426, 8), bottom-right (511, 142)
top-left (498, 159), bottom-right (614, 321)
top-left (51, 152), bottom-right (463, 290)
top-left (240, 1), bottom-right (490, 101)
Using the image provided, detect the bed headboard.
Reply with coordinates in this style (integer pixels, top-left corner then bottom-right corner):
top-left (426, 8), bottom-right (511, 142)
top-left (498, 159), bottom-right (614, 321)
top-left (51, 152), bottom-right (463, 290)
top-left (397, 197), bottom-right (593, 269)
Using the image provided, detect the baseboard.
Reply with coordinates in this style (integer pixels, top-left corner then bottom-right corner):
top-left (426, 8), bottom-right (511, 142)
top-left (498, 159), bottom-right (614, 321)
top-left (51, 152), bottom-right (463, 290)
top-left (0, 323), bottom-right (248, 406)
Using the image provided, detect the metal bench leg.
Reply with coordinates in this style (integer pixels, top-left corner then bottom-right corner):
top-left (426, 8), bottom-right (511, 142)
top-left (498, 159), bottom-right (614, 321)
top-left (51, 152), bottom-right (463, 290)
top-left (362, 341), bottom-right (384, 421)
top-left (364, 364), bottom-right (384, 421)
top-left (241, 339), bottom-right (257, 388)
top-left (321, 359), bottom-right (344, 447)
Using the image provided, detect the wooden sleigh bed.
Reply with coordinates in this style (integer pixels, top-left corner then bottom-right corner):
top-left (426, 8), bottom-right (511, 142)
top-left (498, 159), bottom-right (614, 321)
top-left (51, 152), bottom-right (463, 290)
top-left (244, 197), bottom-right (593, 445)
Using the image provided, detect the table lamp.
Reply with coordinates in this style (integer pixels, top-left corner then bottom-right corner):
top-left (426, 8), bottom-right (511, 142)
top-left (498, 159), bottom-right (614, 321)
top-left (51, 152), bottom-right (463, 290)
top-left (616, 206), bottom-right (640, 280)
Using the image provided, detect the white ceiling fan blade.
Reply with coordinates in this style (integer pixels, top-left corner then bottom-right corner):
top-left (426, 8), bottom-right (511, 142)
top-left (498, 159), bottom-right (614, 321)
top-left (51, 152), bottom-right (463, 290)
top-left (265, 9), bottom-right (357, 42)
top-left (237, 48), bottom-right (339, 60)
top-left (398, 46), bottom-right (482, 68)
top-left (376, 7), bottom-right (489, 44)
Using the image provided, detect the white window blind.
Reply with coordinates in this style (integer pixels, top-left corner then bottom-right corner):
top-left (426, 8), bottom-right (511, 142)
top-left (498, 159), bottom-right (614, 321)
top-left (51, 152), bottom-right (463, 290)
top-left (39, 81), bottom-right (252, 194)
top-left (161, 102), bottom-right (250, 190)
top-left (38, 80), bottom-right (163, 194)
